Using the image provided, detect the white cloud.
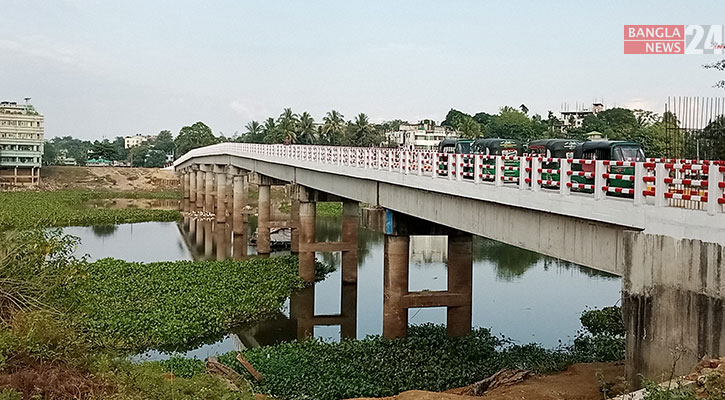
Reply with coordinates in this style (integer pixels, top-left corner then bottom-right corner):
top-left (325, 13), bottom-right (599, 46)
top-left (228, 99), bottom-right (268, 121)
top-left (0, 35), bottom-right (100, 72)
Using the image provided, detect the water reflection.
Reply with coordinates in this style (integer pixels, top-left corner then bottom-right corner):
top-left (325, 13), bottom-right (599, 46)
top-left (65, 215), bottom-right (621, 360)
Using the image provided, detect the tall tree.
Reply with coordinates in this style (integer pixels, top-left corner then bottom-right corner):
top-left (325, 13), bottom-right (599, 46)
top-left (262, 117), bottom-right (281, 143)
top-left (297, 112), bottom-right (316, 144)
top-left (241, 120), bottom-right (264, 143)
top-left (704, 59), bottom-right (725, 89)
top-left (349, 113), bottom-right (378, 146)
top-left (174, 122), bottom-right (218, 157)
top-left (277, 108), bottom-right (299, 143)
top-left (322, 110), bottom-right (345, 145)
top-left (154, 130), bottom-right (175, 155)
top-left (458, 116), bottom-right (482, 139)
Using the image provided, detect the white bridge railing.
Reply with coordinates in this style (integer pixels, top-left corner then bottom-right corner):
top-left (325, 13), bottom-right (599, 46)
top-left (175, 143), bottom-right (725, 216)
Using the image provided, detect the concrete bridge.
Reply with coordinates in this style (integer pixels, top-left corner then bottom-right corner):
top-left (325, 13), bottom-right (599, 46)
top-left (175, 142), bottom-right (725, 385)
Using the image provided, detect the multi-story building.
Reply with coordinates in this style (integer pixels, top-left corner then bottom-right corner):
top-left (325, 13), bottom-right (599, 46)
top-left (560, 102), bottom-right (605, 130)
top-left (124, 133), bottom-right (154, 149)
top-left (0, 100), bottom-right (44, 186)
top-left (387, 120), bottom-right (459, 150)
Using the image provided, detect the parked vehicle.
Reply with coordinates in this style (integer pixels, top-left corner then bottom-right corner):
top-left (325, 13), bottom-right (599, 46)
top-left (571, 140), bottom-right (645, 193)
top-left (437, 138), bottom-right (473, 176)
top-left (471, 138), bottom-right (524, 179)
top-left (528, 139), bottom-right (582, 182)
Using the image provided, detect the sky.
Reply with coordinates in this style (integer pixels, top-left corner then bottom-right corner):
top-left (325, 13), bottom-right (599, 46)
top-left (2, 0), bottom-right (725, 140)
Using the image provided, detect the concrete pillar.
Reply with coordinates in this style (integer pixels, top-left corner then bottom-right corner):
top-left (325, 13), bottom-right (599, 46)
top-left (257, 184), bottom-right (271, 254)
top-left (447, 234), bottom-right (473, 337)
top-left (341, 282), bottom-right (358, 339)
top-left (298, 201), bottom-right (316, 282)
top-left (341, 200), bottom-right (359, 283)
top-left (203, 220), bottom-right (213, 260)
top-left (233, 175), bottom-right (248, 235)
top-left (196, 168), bottom-right (204, 209)
top-left (205, 169), bottom-right (214, 213)
top-left (290, 199), bottom-right (300, 253)
top-left (291, 286), bottom-right (315, 339)
top-left (183, 171), bottom-right (190, 200)
top-left (189, 170), bottom-right (197, 207)
top-left (188, 214), bottom-right (196, 241)
top-left (215, 222), bottom-right (229, 261)
top-left (383, 235), bottom-right (409, 339)
top-left (232, 231), bottom-right (247, 260)
top-left (194, 218), bottom-right (204, 251)
top-left (216, 168), bottom-right (227, 223)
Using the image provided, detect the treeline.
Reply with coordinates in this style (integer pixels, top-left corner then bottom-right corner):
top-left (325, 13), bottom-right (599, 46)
top-left (232, 108), bottom-right (399, 147)
top-left (44, 131), bottom-right (174, 167)
top-left (441, 105), bottom-right (677, 158)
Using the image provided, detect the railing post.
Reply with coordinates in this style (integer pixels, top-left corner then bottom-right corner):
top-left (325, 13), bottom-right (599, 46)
top-left (531, 157), bottom-right (541, 192)
top-left (559, 158), bottom-right (570, 196)
top-left (388, 149), bottom-right (393, 172)
top-left (432, 152), bottom-right (439, 179)
top-left (633, 162), bottom-right (646, 206)
top-left (707, 163), bottom-right (723, 215)
top-left (402, 150), bottom-right (409, 174)
top-left (455, 153), bottom-right (463, 182)
top-left (655, 163), bottom-right (667, 207)
top-left (474, 155), bottom-right (481, 184)
top-left (447, 154), bottom-right (454, 181)
top-left (594, 160), bottom-right (606, 200)
top-left (494, 156), bottom-right (504, 187)
top-left (417, 152), bottom-right (423, 175)
top-left (518, 156), bottom-right (529, 190)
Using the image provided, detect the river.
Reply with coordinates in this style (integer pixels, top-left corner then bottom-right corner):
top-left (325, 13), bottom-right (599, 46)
top-left (61, 216), bottom-right (620, 361)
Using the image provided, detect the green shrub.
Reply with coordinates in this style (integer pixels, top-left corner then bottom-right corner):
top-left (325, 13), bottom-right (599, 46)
top-left (217, 324), bottom-right (573, 400)
top-left (53, 256), bottom-right (304, 350)
top-left (571, 306), bottom-right (626, 362)
top-left (159, 356), bottom-right (206, 378)
top-left (0, 389), bottom-right (21, 400)
top-left (316, 202), bottom-right (342, 217)
top-left (642, 380), bottom-right (695, 400)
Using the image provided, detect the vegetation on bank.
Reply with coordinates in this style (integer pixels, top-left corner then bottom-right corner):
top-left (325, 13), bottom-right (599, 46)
top-left (213, 307), bottom-right (626, 400)
top-left (52, 256), bottom-right (304, 351)
top-left (317, 202), bottom-right (342, 217)
top-left (0, 189), bottom-right (181, 230)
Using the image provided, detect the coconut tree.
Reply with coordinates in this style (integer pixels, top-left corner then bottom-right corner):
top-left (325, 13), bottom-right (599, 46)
top-left (322, 110), bottom-right (345, 145)
top-left (278, 108), bottom-right (299, 144)
top-left (241, 120), bottom-right (263, 143)
top-left (297, 112), bottom-right (316, 144)
top-left (262, 117), bottom-right (280, 144)
top-left (350, 113), bottom-right (377, 146)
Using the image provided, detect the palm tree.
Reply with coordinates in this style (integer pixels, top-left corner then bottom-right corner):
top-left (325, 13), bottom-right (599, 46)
top-left (351, 113), bottom-right (375, 146)
top-left (297, 112), bottom-right (316, 144)
top-left (262, 117), bottom-right (279, 144)
top-left (243, 120), bottom-right (263, 143)
top-left (459, 116), bottom-right (482, 139)
top-left (322, 110), bottom-right (345, 145)
top-left (277, 108), bottom-right (299, 144)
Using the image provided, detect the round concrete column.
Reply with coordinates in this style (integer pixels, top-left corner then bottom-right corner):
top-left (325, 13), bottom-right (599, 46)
top-left (290, 199), bottom-right (300, 253)
top-left (447, 234), bottom-right (473, 337)
top-left (195, 169), bottom-right (204, 209)
top-left (232, 175), bottom-right (248, 235)
top-left (205, 170), bottom-right (214, 213)
top-left (189, 170), bottom-right (197, 207)
top-left (341, 200), bottom-right (359, 283)
top-left (298, 201), bottom-right (316, 282)
top-left (257, 184), bottom-right (271, 254)
top-left (383, 235), bottom-right (409, 339)
top-left (183, 171), bottom-right (190, 199)
top-left (216, 171), bottom-right (227, 223)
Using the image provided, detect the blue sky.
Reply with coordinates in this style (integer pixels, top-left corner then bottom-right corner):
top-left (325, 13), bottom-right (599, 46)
top-left (2, 0), bottom-right (725, 140)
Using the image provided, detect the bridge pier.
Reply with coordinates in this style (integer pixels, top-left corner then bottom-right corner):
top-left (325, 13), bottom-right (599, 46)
top-left (188, 169), bottom-right (197, 209)
top-left (204, 166), bottom-right (214, 213)
top-left (195, 166), bottom-right (204, 210)
top-left (257, 183), bottom-right (271, 255)
top-left (215, 166), bottom-right (227, 223)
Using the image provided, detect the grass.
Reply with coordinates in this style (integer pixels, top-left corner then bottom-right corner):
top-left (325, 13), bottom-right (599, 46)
top-left (0, 189), bottom-right (181, 230)
top-left (316, 202), bottom-right (342, 217)
top-left (52, 256), bottom-right (305, 351)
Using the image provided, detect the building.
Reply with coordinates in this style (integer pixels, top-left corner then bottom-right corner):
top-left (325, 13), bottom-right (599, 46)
top-left (0, 100), bottom-right (44, 186)
top-left (560, 102), bottom-right (605, 130)
top-left (387, 121), bottom-right (459, 150)
top-left (124, 133), bottom-right (154, 149)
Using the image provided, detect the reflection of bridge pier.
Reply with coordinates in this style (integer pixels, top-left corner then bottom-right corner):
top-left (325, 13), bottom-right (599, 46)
top-left (291, 283), bottom-right (358, 340)
top-left (383, 212), bottom-right (473, 338)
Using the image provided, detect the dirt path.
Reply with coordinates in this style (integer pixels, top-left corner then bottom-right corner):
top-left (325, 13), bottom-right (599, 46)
top-left (352, 362), bottom-right (625, 400)
top-left (40, 166), bottom-right (178, 191)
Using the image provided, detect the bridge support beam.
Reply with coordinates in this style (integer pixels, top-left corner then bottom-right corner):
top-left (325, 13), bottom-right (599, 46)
top-left (195, 167), bottom-right (204, 210)
top-left (342, 200), bottom-right (359, 283)
top-left (257, 183), bottom-right (271, 255)
top-left (215, 166), bottom-right (227, 223)
top-left (232, 173), bottom-right (248, 235)
top-left (298, 200), bottom-right (316, 282)
top-left (291, 199), bottom-right (300, 253)
top-left (383, 235), bottom-right (410, 339)
top-left (182, 170), bottom-right (190, 200)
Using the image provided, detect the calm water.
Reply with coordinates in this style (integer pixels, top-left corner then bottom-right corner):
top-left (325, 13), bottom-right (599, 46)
top-left (62, 217), bottom-right (620, 360)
